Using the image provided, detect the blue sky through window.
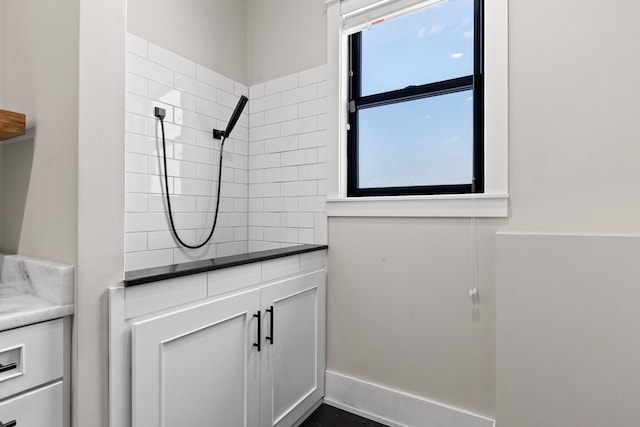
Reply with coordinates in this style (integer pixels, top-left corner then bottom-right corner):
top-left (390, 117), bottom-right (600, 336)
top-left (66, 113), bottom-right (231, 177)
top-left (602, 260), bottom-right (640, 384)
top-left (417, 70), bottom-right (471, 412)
top-left (358, 90), bottom-right (474, 188)
top-left (355, 0), bottom-right (476, 189)
top-left (361, 0), bottom-right (474, 95)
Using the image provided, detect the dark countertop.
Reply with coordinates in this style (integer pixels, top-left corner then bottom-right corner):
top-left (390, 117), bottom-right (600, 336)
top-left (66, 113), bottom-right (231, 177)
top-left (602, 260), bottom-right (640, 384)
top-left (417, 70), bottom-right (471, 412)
top-left (124, 244), bottom-right (328, 287)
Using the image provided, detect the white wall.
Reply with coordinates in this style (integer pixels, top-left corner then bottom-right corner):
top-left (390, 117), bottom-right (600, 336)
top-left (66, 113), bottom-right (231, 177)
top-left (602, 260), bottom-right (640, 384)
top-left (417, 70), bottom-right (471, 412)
top-left (127, 0), bottom-right (247, 84)
top-left (507, 0), bottom-right (640, 233)
top-left (496, 234), bottom-right (640, 427)
top-left (328, 0), bottom-right (640, 421)
top-left (246, 0), bottom-right (326, 85)
top-left (76, 2), bottom-right (125, 426)
top-left (492, 1), bottom-right (640, 424)
top-left (0, 0), bottom-right (79, 265)
top-left (328, 218), bottom-right (500, 417)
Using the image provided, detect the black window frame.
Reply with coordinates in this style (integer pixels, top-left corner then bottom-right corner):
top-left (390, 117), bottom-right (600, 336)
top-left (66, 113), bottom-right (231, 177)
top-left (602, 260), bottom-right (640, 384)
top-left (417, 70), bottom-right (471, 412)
top-left (347, 0), bottom-right (484, 197)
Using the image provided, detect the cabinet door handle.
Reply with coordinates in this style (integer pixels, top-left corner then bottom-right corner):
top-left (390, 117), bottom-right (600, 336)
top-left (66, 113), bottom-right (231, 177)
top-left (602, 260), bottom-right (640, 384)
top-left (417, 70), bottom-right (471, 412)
top-left (266, 306), bottom-right (274, 345)
top-left (0, 362), bottom-right (17, 373)
top-left (253, 311), bottom-right (261, 352)
top-left (0, 420), bottom-right (17, 427)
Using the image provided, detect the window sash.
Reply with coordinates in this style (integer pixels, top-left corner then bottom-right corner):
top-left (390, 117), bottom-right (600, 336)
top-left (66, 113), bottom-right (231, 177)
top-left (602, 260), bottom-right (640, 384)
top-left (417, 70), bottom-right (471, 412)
top-left (346, 2), bottom-right (484, 197)
top-left (354, 76), bottom-right (475, 110)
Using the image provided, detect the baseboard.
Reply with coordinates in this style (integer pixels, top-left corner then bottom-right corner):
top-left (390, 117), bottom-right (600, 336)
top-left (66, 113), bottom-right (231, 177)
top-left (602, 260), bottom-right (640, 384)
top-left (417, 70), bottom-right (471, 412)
top-left (324, 370), bottom-right (494, 427)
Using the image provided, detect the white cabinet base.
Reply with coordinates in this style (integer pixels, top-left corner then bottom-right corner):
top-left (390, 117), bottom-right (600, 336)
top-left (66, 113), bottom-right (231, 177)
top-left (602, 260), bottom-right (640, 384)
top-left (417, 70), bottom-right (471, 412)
top-left (111, 252), bottom-right (327, 427)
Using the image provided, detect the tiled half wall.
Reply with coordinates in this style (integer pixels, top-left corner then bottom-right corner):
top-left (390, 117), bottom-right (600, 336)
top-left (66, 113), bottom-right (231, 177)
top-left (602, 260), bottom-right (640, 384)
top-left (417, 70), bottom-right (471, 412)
top-left (125, 33), bottom-right (327, 271)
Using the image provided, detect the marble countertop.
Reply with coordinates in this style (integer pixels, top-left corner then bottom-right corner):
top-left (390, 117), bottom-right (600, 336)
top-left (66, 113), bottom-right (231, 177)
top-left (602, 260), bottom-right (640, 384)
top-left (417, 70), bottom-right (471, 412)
top-left (0, 254), bottom-right (74, 332)
top-left (0, 293), bottom-right (74, 331)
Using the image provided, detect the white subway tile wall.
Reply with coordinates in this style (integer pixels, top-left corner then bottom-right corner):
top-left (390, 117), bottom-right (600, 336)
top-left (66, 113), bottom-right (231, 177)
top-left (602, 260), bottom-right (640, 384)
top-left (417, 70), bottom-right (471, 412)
top-left (247, 65), bottom-right (327, 252)
top-left (125, 33), bottom-right (327, 271)
top-left (125, 33), bottom-right (248, 271)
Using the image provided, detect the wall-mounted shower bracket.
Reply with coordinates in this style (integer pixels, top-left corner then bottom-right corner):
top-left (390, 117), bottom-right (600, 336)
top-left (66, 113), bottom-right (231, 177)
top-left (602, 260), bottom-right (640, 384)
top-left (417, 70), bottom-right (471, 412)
top-left (154, 107), bottom-right (166, 120)
top-left (212, 129), bottom-right (225, 140)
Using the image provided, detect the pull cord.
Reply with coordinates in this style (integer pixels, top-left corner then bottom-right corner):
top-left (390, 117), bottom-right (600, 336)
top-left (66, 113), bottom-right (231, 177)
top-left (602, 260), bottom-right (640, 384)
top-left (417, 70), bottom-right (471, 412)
top-left (158, 117), bottom-right (225, 249)
top-left (469, 178), bottom-right (479, 301)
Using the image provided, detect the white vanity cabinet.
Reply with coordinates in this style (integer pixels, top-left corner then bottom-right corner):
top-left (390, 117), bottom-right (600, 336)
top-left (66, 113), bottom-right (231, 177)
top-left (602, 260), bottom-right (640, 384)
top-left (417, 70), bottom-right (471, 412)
top-left (110, 250), bottom-right (327, 427)
top-left (0, 318), bottom-right (70, 427)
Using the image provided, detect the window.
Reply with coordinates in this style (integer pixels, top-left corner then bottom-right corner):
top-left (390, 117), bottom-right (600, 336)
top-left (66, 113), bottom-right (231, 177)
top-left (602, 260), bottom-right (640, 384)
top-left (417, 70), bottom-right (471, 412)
top-left (347, 0), bottom-right (484, 197)
top-left (325, 0), bottom-right (508, 217)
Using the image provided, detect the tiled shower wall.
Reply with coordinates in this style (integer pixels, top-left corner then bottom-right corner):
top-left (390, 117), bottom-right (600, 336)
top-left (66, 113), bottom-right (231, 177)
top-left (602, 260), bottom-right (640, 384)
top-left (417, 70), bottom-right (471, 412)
top-left (247, 66), bottom-right (328, 252)
top-left (124, 34), bottom-right (327, 271)
top-left (125, 33), bottom-right (249, 271)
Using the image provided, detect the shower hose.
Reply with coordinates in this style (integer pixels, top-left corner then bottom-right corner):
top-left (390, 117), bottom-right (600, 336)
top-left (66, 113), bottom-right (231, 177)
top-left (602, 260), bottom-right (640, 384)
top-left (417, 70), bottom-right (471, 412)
top-left (157, 116), bottom-right (225, 249)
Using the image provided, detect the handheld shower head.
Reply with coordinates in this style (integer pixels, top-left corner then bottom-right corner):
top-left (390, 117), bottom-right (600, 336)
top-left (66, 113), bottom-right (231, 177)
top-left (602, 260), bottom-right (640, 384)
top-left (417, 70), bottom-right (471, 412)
top-left (223, 95), bottom-right (248, 138)
top-left (213, 95), bottom-right (248, 140)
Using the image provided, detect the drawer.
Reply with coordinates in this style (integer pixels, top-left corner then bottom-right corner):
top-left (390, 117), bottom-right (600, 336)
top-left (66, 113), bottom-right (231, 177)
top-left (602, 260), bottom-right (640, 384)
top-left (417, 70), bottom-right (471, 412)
top-left (0, 381), bottom-right (63, 427)
top-left (0, 319), bottom-right (64, 400)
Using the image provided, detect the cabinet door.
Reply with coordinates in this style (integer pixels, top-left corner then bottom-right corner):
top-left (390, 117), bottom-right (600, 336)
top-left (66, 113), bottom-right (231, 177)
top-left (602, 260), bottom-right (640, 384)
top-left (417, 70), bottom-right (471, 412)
top-left (132, 288), bottom-right (261, 427)
top-left (260, 269), bottom-right (326, 427)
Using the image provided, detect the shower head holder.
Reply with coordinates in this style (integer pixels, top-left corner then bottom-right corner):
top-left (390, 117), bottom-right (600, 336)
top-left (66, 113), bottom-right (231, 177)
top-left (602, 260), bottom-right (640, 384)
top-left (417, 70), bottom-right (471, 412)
top-left (212, 129), bottom-right (225, 140)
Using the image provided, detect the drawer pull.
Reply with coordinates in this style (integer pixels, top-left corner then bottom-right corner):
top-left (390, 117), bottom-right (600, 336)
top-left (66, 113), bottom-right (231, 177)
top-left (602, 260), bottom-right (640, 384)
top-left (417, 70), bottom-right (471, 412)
top-left (0, 420), bottom-right (17, 427)
top-left (0, 362), bottom-right (17, 373)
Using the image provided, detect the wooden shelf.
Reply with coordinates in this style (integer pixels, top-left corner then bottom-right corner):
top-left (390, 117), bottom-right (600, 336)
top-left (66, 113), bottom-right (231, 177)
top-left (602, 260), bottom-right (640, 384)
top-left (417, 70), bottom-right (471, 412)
top-left (0, 109), bottom-right (26, 141)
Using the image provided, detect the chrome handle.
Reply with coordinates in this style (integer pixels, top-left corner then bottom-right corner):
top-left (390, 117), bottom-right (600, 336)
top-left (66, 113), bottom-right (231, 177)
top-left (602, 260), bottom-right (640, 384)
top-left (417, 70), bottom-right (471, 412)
top-left (266, 306), bottom-right (274, 345)
top-left (0, 420), bottom-right (17, 427)
top-left (253, 311), bottom-right (261, 352)
top-left (0, 362), bottom-right (17, 373)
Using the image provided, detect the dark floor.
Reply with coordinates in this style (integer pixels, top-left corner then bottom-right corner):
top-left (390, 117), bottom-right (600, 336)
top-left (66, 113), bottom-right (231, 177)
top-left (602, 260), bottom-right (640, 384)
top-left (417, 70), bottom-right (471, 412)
top-left (300, 404), bottom-right (388, 427)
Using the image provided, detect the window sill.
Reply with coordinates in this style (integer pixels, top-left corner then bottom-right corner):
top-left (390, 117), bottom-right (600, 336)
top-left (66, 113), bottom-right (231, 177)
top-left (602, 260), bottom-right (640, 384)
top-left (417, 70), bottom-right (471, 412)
top-left (326, 194), bottom-right (509, 218)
